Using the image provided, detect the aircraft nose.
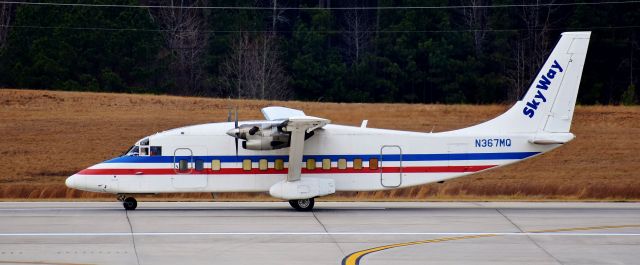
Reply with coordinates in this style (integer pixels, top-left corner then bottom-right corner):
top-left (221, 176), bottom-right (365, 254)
top-left (65, 174), bottom-right (77, 189)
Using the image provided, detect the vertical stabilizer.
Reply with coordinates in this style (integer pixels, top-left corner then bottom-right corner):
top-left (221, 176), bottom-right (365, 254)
top-left (455, 32), bottom-right (590, 134)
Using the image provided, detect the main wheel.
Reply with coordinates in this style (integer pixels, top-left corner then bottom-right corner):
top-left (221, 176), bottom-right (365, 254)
top-left (288, 198), bottom-right (314, 211)
top-left (123, 197), bottom-right (137, 210)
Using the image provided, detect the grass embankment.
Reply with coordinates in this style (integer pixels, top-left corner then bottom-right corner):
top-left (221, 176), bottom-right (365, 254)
top-left (0, 89), bottom-right (638, 201)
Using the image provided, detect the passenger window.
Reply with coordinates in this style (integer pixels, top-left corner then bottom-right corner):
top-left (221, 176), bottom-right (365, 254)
top-left (338, 158), bottom-right (347, 170)
top-left (275, 159), bottom-right (284, 170)
top-left (195, 159), bottom-right (204, 171)
top-left (150, 146), bottom-right (162, 156)
top-left (178, 159), bottom-right (188, 171)
top-left (369, 158), bottom-right (379, 170)
top-left (242, 159), bottom-right (252, 171)
top-left (259, 159), bottom-right (268, 171)
top-left (140, 146), bottom-right (149, 156)
top-left (353, 158), bottom-right (363, 170)
top-left (322, 158), bottom-right (331, 170)
top-left (306, 159), bottom-right (316, 170)
top-left (211, 160), bottom-right (221, 171)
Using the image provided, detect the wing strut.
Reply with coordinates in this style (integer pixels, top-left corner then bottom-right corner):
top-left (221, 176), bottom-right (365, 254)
top-left (280, 116), bottom-right (330, 182)
top-left (286, 127), bottom-right (306, 182)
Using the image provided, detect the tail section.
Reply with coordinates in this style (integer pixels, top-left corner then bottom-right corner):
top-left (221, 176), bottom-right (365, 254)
top-left (456, 32), bottom-right (590, 135)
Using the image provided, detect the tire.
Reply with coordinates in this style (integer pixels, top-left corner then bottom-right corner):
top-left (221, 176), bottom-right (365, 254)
top-left (288, 198), bottom-right (314, 211)
top-left (123, 197), bottom-right (137, 210)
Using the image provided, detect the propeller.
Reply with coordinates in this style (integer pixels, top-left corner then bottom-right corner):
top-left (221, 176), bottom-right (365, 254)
top-left (234, 107), bottom-right (239, 157)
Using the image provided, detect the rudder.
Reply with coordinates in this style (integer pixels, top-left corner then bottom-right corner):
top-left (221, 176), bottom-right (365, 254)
top-left (542, 32), bottom-right (590, 132)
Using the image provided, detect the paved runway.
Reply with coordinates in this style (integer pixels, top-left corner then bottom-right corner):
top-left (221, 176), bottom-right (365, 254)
top-left (0, 202), bottom-right (638, 265)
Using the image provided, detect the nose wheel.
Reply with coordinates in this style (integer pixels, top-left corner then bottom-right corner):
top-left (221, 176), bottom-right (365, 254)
top-left (117, 195), bottom-right (137, 210)
top-left (288, 198), bottom-right (314, 211)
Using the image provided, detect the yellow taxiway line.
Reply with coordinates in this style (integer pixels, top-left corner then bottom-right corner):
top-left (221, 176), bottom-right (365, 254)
top-left (341, 224), bottom-right (640, 265)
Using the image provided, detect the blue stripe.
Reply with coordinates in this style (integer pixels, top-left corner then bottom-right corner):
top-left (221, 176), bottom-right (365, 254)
top-left (103, 152), bottom-right (539, 163)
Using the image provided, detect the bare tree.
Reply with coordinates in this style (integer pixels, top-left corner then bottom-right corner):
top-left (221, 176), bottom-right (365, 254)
top-left (254, 35), bottom-right (290, 100)
top-left (0, 3), bottom-right (14, 49)
top-left (463, 0), bottom-right (489, 56)
top-left (264, 0), bottom-right (288, 99)
top-left (220, 33), bottom-right (290, 100)
top-left (505, 0), bottom-right (557, 101)
top-left (267, 0), bottom-right (288, 34)
top-left (220, 33), bottom-right (249, 99)
top-left (521, 0), bottom-right (554, 75)
top-left (506, 38), bottom-right (527, 101)
top-left (151, 0), bottom-right (208, 96)
top-left (342, 6), bottom-right (372, 64)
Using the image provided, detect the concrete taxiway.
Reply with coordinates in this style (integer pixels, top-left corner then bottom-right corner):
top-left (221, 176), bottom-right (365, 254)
top-left (0, 202), bottom-right (639, 265)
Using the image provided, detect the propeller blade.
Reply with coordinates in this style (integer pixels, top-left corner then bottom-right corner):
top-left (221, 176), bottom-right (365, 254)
top-left (234, 107), bottom-right (238, 128)
top-left (234, 107), bottom-right (239, 156)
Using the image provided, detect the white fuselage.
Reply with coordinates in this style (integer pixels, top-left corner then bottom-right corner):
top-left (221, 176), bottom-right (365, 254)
top-left (65, 31), bottom-right (590, 199)
top-left (65, 122), bottom-right (557, 194)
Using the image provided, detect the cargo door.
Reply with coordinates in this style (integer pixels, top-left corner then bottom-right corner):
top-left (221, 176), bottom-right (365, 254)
top-left (380, 145), bottom-right (402, 187)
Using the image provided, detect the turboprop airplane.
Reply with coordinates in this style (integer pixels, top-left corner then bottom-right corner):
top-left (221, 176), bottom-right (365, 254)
top-left (66, 32), bottom-right (590, 211)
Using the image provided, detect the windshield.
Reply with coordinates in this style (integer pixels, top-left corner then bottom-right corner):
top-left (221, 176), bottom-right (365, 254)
top-left (123, 145), bottom-right (139, 156)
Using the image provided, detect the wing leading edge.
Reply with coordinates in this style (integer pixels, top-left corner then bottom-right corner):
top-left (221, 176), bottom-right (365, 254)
top-left (261, 106), bottom-right (305, 121)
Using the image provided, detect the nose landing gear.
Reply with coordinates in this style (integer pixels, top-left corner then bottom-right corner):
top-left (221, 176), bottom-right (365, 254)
top-left (117, 194), bottom-right (137, 210)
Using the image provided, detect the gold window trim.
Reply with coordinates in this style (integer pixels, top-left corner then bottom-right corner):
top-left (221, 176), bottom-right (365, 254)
top-left (211, 160), bottom-right (221, 171)
top-left (242, 159), bottom-right (252, 171)
top-left (369, 158), bottom-right (379, 170)
top-left (259, 159), bottom-right (268, 171)
top-left (322, 158), bottom-right (331, 170)
top-left (338, 158), bottom-right (347, 170)
top-left (353, 158), bottom-right (363, 170)
top-left (275, 159), bottom-right (284, 170)
top-left (306, 159), bottom-right (316, 170)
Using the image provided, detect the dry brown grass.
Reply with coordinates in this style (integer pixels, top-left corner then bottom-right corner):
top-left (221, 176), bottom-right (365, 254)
top-left (1, 89), bottom-right (639, 201)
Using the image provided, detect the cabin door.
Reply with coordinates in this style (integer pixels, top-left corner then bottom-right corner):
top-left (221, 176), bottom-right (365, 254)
top-left (380, 145), bottom-right (402, 187)
top-left (172, 148), bottom-right (207, 189)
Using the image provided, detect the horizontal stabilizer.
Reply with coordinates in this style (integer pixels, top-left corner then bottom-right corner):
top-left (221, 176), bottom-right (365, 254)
top-left (529, 132), bottom-right (575, 145)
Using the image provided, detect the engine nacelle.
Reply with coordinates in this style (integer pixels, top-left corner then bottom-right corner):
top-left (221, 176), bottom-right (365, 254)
top-left (242, 138), bottom-right (288, 150)
top-left (227, 121), bottom-right (316, 151)
top-left (269, 178), bottom-right (336, 200)
top-left (227, 122), bottom-right (291, 150)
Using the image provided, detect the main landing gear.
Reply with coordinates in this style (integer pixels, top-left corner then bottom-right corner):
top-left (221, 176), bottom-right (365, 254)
top-left (289, 198), bottom-right (315, 211)
top-left (117, 194), bottom-right (137, 210)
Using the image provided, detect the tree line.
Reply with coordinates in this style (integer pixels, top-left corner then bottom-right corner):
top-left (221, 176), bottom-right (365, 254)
top-left (0, 0), bottom-right (638, 104)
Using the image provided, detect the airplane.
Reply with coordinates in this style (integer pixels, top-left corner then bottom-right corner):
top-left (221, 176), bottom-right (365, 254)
top-left (65, 32), bottom-right (590, 211)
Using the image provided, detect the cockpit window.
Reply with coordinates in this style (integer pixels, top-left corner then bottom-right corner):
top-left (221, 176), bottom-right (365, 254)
top-left (150, 146), bottom-right (162, 156)
top-left (123, 145), bottom-right (161, 157)
top-left (140, 138), bottom-right (149, 146)
top-left (123, 146), bottom-right (139, 156)
top-left (140, 146), bottom-right (149, 156)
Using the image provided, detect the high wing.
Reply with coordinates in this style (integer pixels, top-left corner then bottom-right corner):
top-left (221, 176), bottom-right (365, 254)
top-left (280, 115), bottom-right (330, 182)
top-left (261, 106), bottom-right (305, 121)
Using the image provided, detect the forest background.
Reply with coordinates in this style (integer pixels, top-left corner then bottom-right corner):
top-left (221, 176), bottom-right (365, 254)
top-left (0, 0), bottom-right (638, 105)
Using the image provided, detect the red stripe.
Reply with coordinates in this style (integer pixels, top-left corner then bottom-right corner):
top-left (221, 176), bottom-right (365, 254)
top-left (78, 165), bottom-right (496, 176)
